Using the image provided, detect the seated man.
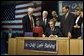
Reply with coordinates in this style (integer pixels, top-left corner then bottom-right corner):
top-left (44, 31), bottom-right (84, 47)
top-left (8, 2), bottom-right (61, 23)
top-left (43, 19), bottom-right (63, 37)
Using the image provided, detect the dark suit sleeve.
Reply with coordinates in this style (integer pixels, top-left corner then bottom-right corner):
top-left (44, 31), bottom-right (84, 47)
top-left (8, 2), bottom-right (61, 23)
top-left (44, 28), bottom-right (50, 37)
top-left (44, 28), bottom-right (48, 37)
top-left (57, 28), bottom-right (63, 37)
top-left (22, 16), bottom-right (26, 36)
top-left (59, 16), bottom-right (64, 35)
top-left (68, 13), bottom-right (74, 33)
top-left (33, 15), bottom-right (36, 26)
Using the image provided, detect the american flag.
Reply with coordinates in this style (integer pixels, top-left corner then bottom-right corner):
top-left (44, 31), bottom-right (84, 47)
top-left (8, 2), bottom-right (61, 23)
top-left (1, 1), bottom-right (42, 35)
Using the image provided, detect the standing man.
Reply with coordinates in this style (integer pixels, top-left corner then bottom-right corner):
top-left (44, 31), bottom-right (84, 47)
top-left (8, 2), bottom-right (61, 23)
top-left (22, 7), bottom-right (36, 36)
top-left (60, 5), bottom-right (74, 37)
top-left (40, 11), bottom-right (50, 33)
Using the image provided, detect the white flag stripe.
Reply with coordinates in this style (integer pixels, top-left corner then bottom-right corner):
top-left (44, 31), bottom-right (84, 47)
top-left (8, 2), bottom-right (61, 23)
top-left (2, 25), bottom-right (23, 28)
top-left (2, 20), bottom-right (22, 23)
top-left (3, 30), bottom-right (23, 33)
top-left (15, 14), bottom-right (26, 18)
top-left (15, 2), bottom-right (33, 9)
top-left (15, 6), bottom-right (41, 14)
top-left (16, 1), bottom-right (41, 9)
top-left (15, 9), bottom-right (27, 13)
top-left (15, 12), bottom-right (41, 18)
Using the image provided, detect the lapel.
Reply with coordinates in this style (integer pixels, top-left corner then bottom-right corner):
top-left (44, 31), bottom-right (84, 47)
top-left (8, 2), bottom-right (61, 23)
top-left (50, 27), bottom-right (57, 34)
top-left (63, 13), bottom-right (70, 22)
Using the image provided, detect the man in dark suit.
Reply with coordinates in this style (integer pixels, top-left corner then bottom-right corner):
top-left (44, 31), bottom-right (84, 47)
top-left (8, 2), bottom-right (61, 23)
top-left (44, 19), bottom-right (62, 37)
top-left (39, 11), bottom-right (50, 33)
top-left (60, 5), bottom-right (74, 37)
top-left (22, 7), bottom-right (36, 36)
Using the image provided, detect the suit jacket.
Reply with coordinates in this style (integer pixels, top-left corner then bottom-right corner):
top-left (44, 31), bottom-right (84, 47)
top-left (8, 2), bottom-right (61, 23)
top-left (39, 18), bottom-right (50, 33)
top-left (60, 12), bottom-right (74, 37)
top-left (71, 16), bottom-right (83, 38)
top-left (22, 15), bottom-right (36, 35)
top-left (44, 27), bottom-right (63, 37)
top-left (73, 16), bottom-right (83, 27)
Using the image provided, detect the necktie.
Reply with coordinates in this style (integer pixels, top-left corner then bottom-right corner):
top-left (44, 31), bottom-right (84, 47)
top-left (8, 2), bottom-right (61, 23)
top-left (65, 12), bottom-right (68, 19)
top-left (51, 27), bottom-right (54, 34)
top-left (44, 18), bottom-right (46, 25)
top-left (51, 27), bottom-right (54, 31)
top-left (30, 16), bottom-right (34, 29)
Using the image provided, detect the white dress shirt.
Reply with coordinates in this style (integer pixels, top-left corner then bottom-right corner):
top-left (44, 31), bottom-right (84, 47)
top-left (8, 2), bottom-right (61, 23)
top-left (29, 15), bottom-right (34, 27)
top-left (75, 16), bottom-right (80, 24)
top-left (43, 18), bottom-right (47, 25)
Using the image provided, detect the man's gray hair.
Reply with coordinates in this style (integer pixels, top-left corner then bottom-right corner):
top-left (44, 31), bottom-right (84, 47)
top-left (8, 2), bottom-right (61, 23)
top-left (28, 7), bottom-right (34, 12)
top-left (43, 11), bottom-right (48, 15)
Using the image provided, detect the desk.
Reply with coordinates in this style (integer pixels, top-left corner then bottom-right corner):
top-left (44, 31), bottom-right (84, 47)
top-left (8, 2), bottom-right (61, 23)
top-left (8, 37), bottom-right (83, 55)
top-left (70, 39), bottom-right (83, 55)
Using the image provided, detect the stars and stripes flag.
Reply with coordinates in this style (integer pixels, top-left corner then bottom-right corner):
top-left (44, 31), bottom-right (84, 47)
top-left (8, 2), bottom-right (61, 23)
top-left (1, 1), bottom-right (42, 35)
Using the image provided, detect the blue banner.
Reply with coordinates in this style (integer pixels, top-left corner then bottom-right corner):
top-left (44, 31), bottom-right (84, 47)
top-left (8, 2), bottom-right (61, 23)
top-left (62, 1), bottom-right (83, 12)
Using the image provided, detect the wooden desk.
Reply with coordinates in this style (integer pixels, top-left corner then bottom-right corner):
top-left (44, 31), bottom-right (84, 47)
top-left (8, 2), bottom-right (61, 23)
top-left (8, 37), bottom-right (83, 55)
top-left (8, 38), bottom-right (16, 55)
top-left (70, 39), bottom-right (83, 55)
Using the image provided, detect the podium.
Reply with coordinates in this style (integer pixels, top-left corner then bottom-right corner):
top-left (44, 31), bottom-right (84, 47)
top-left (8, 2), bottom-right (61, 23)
top-left (8, 37), bottom-right (83, 55)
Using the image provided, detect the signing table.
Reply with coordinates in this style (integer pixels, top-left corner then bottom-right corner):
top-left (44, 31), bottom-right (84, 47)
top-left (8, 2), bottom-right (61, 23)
top-left (8, 37), bottom-right (83, 55)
